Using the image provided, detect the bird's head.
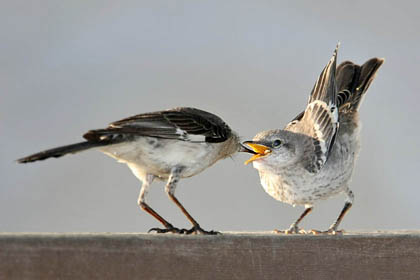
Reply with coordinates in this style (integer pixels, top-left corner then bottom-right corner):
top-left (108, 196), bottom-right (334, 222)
top-left (241, 130), bottom-right (303, 171)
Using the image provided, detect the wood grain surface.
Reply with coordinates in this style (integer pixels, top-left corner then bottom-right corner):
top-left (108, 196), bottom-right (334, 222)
top-left (1, 231), bottom-right (419, 280)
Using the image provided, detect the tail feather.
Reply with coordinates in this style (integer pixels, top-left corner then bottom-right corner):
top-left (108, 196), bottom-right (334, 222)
top-left (17, 141), bottom-right (106, 163)
top-left (336, 58), bottom-right (384, 111)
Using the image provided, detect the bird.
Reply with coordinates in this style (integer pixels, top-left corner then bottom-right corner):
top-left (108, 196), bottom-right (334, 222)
top-left (242, 45), bottom-right (384, 234)
top-left (18, 107), bottom-right (241, 235)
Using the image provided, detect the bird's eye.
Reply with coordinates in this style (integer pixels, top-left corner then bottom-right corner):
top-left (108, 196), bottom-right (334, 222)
top-left (273, 139), bottom-right (282, 147)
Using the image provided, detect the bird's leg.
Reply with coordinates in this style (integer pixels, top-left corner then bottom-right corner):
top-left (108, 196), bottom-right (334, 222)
top-left (165, 167), bottom-right (219, 235)
top-left (137, 174), bottom-right (183, 234)
top-left (275, 206), bottom-right (313, 234)
top-left (311, 190), bottom-right (354, 235)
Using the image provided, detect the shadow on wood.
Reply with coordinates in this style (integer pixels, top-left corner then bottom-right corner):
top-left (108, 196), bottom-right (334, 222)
top-left (1, 231), bottom-right (419, 280)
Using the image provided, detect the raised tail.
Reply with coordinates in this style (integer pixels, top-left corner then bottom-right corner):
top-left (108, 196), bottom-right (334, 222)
top-left (336, 57), bottom-right (384, 111)
top-left (17, 141), bottom-right (107, 163)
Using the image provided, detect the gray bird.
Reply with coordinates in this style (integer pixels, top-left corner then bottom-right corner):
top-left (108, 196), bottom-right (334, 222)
top-left (243, 46), bottom-right (384, 234)
top-left (18, 107), bottom-right (241, 235)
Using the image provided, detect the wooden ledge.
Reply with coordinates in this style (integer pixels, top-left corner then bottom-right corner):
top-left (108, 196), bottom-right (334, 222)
top-left (1, 231), bottom-right (420, 279)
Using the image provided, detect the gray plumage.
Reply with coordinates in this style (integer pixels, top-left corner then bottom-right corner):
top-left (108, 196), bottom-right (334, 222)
top-left (243, 46), bottom-right (384, 234)
top-left (18, 107), bottom-right (241, 234)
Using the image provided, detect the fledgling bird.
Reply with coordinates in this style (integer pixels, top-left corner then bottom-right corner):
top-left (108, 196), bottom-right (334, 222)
top-left (18, 107), bottom-right (241, 235)
top-left (243, 45), bottom-right (384, 234)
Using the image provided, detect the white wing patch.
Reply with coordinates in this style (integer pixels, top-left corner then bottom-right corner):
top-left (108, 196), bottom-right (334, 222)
top-left (175, 128), bottom-right (206, 142)
top-left (186, 134), bottom-right (207, 142)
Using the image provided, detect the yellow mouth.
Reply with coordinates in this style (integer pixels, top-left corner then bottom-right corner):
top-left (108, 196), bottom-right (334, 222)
top-left (244, 143), bottom-right (271, 165)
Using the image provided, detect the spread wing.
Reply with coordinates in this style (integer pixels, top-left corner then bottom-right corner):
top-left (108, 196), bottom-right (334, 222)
top-left (286, 57), bottom-right (384, 127)
top-left (286, 45), bottom-right (339, 173)
top-left (83, 107), bottom-right (232, 143)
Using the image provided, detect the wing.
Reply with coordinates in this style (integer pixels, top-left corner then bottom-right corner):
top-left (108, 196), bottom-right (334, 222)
top-left (288, 57), bottom-right (384, 125)
top-left (284, 110), bottom-right (304, 130)
top-left (83, 107), bottom-right (232, 143)
top-left (286, 45), bottom-right (339, 173)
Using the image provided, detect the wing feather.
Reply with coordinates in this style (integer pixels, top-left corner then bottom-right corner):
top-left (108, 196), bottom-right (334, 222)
top-left (83, 107), bottom-right (232, 143)
top-left (286, 45), bottom-right (339, 173)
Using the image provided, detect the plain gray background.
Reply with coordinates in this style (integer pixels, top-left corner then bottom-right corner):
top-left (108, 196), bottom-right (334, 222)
top-left (1, 1), bottom-right (419, 233)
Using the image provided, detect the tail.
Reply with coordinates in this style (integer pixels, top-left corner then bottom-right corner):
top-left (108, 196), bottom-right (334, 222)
top-left (336, 57), bottom-right (384, 111)
top-left (18, 125), bottom-right (133, 164)
top-left (17, 141), bottom-right (107, 163)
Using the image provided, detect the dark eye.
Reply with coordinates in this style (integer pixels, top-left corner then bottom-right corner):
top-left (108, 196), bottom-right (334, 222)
top-left (273, 139), bottom-right (282, 147)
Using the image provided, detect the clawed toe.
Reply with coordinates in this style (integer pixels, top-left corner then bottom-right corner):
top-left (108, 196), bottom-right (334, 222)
top-left (184, 225), bottom-right (220, 235)
top-left (274, 226), bottom-right (307, 234)
top-left (310, 228), bottom-right (345, 235)
top-left (148, 224), bottom-right (220, 235)
top-left (148, 226), bottom-right (186, 234)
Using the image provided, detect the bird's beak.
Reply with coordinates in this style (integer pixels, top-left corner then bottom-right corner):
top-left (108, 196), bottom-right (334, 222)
top-left (239, 143), bottom-right (257, 154)
top-left (242, 141), bottom-right (271, 165)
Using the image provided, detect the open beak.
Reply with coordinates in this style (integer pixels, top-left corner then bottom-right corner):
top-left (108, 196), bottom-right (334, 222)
top-left (242, 141), bottom-right (271, 165)
top-left (239, 143), bottom-right (257, 154)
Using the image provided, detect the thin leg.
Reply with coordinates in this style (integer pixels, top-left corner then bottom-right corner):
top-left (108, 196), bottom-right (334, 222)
top-left (165, 167), bottom-right (219, 235)
top-left (275, 206), bottom-right (313, 234)
top-left (312, 189), bottom-right (354, 235)
top-left (137, 174), bottom-right (183, 234)
top-left (329, 201), bottom-right (352, 230)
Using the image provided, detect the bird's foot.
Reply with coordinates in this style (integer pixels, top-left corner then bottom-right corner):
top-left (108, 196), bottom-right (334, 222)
top-left (274, 225), bottom-right (307, 234)
top-left (310, 227), bottom-right (344, 235)
top-left (183, 224), bottom-right (220, 235)
top-left (148, 224), bottom-right (186, 234)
